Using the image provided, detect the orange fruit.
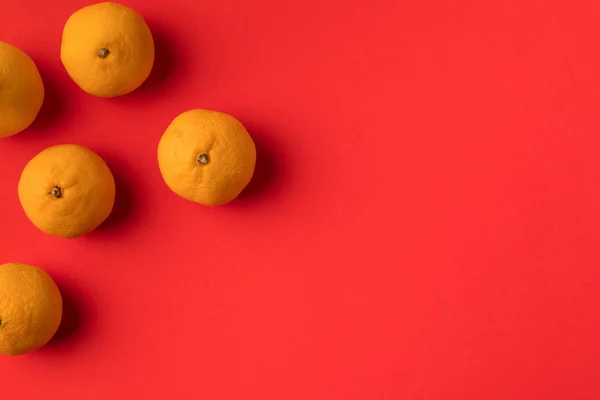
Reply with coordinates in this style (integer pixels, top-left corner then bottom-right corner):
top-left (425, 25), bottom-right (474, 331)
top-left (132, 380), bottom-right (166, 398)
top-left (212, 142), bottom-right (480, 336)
top-left (18, 144), bottom-right (116, 238)
top-left (157, 110), bottom-right (257, 206)
top-left (0, 263), bottom-right (62, 356)
top-left (0, 41), bottom-right (44, 137)
top-left (60, 2), bottom-right (154, 97)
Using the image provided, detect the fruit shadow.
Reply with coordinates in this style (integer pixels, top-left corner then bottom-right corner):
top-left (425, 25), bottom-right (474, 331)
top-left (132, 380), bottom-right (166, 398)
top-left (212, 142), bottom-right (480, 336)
top-left (95, 159), bottom-right (137, 234)
top-left (23, 63), bottom-right (66, 134)
top-left (45, 277), bottom-right (87, 349)
top-left (233, 125), bottom-right (286, 205)
top-left (126, 21), bottom-right (185, 97)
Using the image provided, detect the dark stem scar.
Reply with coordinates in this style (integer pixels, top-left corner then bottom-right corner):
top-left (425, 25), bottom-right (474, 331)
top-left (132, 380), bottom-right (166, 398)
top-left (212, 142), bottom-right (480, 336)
top-left (50, 186), bottom-right (62, 199)
top-left (198, 154), bottom-right (209, 165)
top-left (98, 48), bottom-right (110, 58)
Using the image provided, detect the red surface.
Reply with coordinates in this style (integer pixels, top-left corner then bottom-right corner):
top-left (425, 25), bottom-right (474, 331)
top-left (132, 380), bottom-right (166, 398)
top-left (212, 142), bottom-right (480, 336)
top-left (1, 0), bottom-right (600, 398)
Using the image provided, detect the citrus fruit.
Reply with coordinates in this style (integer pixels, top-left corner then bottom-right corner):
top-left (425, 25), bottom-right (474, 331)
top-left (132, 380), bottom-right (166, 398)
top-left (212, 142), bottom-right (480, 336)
top-left (60, 2), bottom-right (154, 97)
top-left (18, 144), bottom-right (116, 238)
top-left (0, 41), bottom-right (44, 137)
top-left (0, 263), bottom-right (62, 356)
top-left (157, 110), bottom-right (257, 206)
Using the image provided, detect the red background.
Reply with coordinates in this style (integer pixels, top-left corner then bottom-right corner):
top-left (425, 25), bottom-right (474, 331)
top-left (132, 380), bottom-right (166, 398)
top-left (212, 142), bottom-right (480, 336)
top-left (1, 0), bottom-right (600, 398)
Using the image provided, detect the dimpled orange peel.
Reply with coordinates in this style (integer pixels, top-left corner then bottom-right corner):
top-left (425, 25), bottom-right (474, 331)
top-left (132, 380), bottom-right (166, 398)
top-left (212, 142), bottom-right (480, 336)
top-left (18, 144), bottom-right (116, 238)
top-left (0, 41), bottom-right (44, 137)
top-left (60, 2), bottom-right (155, 97)
top-left (157, 110), bottom-right (257, 206)
top-left (0, 263), bottom-right (63, 356)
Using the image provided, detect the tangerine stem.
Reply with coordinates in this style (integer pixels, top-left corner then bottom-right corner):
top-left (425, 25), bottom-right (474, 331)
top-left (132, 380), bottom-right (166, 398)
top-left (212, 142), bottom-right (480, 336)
top-left (50, 187), bottom-right (62, 199)
top-left (98, 48), bottom-right (110, 58)
top-left (198, 154), bottom-right (209, 164)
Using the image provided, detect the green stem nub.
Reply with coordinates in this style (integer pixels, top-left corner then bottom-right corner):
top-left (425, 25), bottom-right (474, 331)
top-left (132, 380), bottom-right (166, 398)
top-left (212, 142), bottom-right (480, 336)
top-left (50, 187), bottom-right (62, 199)
top-left (98, 48), bottom-right (110, 59)
top-left (198, 154), bottom-right (209, 165)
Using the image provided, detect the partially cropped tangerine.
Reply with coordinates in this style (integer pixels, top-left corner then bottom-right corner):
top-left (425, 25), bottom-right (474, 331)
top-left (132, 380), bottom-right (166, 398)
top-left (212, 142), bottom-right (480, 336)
top-left (60, 2), bottom-right (155, 97)
top-left (0, 41), bottom-right (44, 137)
top-left (0, 263), bottom-right (63, 356)
top-left (18, 144), bottom-right (116, 238)
top-left (157, 110), bottom-right (257, 206)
